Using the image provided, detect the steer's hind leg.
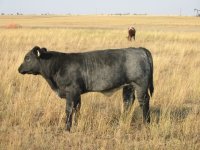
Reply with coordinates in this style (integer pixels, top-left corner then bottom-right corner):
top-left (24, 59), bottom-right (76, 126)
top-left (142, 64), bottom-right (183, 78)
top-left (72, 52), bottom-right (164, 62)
top-left (123, 85), bottom-right (135, 112)
top-left (73, 97), bottom-right (81, 126)
top-left (136, 86), bottom-right (150, 124)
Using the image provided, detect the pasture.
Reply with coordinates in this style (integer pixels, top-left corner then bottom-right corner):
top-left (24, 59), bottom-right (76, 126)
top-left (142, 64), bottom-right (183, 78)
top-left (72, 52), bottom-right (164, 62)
top-left (0, 15), bottom-right (200, 149)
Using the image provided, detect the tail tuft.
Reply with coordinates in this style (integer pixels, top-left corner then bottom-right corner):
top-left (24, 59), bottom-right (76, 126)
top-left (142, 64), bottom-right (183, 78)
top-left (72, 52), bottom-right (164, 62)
top-left (149, 81), bottom-right (154, 97)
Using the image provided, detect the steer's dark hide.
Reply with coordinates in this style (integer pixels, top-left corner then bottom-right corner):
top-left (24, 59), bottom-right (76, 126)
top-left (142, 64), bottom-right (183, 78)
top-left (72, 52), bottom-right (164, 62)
top-left (18, 46), bottom-right (154, 131)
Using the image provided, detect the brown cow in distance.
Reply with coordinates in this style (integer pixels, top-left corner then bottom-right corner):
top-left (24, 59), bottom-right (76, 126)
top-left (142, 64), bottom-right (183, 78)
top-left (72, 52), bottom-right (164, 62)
top-left (127, 27), bottom-right (136, 41)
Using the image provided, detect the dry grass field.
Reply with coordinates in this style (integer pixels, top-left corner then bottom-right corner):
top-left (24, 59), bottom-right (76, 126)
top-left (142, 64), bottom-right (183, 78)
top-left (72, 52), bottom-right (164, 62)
top-left (0, 15), bottom-right (200, 150)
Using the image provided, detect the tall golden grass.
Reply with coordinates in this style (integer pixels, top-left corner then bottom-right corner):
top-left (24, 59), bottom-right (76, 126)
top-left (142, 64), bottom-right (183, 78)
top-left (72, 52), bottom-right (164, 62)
top-left (0, 15), bottom-right (200, 150)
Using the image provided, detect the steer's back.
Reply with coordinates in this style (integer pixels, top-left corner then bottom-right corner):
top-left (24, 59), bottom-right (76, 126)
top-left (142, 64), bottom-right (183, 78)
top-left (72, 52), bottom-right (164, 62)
top-left (81, 47), bottom-right (151, 92)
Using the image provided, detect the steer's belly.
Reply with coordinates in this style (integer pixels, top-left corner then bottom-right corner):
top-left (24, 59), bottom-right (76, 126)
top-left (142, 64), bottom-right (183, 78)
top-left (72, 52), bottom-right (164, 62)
top-left (101, 85), bottom-right (124, 97)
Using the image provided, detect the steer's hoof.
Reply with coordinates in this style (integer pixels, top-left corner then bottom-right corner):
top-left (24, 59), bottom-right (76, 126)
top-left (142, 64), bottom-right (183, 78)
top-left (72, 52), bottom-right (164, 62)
top-left (65, 127), bottom-right (70, 132)
top-left (65, 124), bottom-right (71, 132)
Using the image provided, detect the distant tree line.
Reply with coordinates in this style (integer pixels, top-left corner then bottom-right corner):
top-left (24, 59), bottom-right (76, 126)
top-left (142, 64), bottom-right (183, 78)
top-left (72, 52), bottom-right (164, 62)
top-left (0, 12), bottom-right (148, 16)
top-left (1, 12), bottom-right (23, 15)
top-left (108, 13), bottom-right (147, 16)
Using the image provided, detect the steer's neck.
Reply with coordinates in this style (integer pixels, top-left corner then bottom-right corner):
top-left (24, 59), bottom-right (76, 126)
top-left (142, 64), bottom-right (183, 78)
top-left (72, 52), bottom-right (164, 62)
top-left (38, 54), bottom-right (61, 79)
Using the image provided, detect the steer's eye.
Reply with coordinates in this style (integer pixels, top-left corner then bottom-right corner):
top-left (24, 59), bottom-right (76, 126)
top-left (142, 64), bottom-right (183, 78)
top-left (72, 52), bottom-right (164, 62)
top-left (25, 56), bottom-right (31, 62)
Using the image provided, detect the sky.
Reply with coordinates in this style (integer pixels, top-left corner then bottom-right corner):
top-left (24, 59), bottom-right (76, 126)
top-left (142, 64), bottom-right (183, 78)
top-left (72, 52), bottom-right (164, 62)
top-left (0, 0), bottom-right (199, 16)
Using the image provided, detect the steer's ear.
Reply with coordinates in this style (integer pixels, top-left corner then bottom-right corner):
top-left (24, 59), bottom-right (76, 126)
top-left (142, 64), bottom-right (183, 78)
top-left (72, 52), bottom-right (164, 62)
top-left (41, 47), bottom-right (47, 53)
top-left (32, 46), bottom-right (42, 58)
top-left (32, 46), bottom-right (47, 58)
top-left (32, 46), bottom-right (40, 51)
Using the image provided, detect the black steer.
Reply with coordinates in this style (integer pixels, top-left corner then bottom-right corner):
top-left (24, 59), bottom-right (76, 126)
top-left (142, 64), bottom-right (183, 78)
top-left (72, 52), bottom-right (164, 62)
top-left (18, 46), bottom-right (154, 131)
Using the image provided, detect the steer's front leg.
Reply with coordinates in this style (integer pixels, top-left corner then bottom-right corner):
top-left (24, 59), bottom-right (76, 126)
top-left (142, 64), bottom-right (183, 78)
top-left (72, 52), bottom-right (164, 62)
top-left (65, 90), bottom-right (80, 132)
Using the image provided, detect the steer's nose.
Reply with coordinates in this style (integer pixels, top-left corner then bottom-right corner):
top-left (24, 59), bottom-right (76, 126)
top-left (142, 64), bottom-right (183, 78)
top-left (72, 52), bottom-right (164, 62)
top-left (18, 65), bottom-right (24, 74)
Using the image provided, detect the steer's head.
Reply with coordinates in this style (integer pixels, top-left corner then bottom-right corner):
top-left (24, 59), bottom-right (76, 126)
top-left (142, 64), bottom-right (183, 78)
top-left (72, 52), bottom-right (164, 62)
top-left (18, 46), bottom-right (47, 75)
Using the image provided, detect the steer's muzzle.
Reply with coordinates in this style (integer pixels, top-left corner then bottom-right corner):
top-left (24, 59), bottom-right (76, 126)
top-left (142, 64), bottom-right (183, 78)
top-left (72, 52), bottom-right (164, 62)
top-left (18, 64), bottom-right (26, 74)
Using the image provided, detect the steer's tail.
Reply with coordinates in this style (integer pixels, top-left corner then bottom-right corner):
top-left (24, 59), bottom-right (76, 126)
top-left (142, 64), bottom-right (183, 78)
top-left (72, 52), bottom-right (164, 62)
top-left (143, 48), bottom-right (154, 97)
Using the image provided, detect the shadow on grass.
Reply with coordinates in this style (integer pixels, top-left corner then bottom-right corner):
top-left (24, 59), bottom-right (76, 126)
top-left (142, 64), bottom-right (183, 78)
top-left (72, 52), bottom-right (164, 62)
top-left (131, 105), bottom-right (193, 125)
